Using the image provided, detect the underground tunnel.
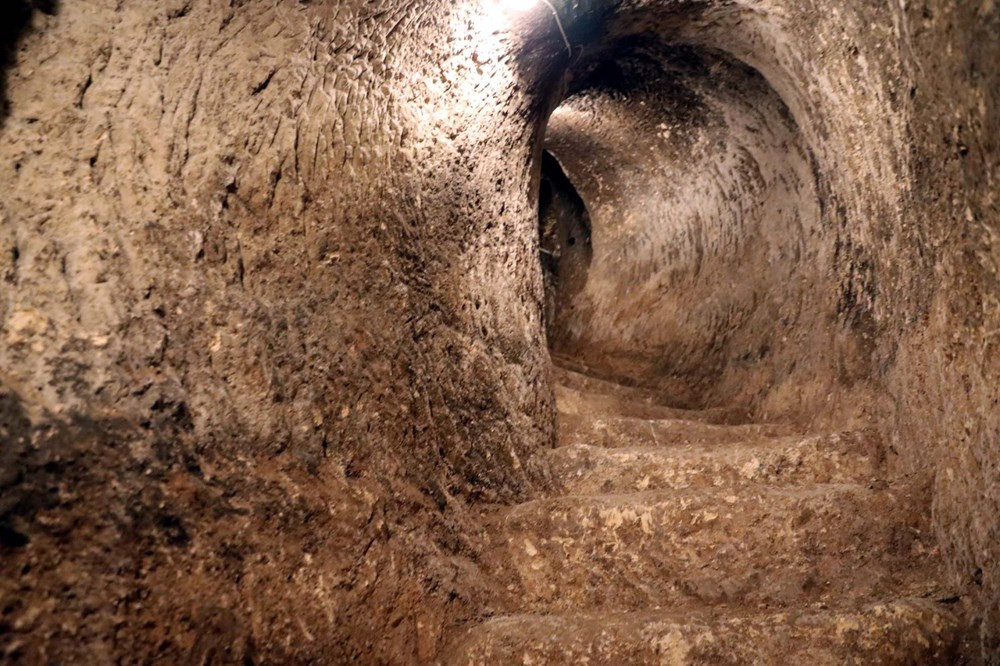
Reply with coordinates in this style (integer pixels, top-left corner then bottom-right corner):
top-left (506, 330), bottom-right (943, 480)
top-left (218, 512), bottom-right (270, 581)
top-left (538, 37), bottom-right (828, 414)
top-left (0, 0), bottom-right (998, 663)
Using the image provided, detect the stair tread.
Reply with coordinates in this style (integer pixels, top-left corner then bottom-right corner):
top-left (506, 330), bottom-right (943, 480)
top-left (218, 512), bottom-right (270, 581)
top-left (447, 365), bottom-right (956, 663)
top-left (510, 479), bottom-right (878, 509)
top-left (551, 363), bottom-right (671, 399)
top-left (541, 430), bottom-right (883, 493)
top-left (555, 383), bottom-right (749, 424)
top-left (558, 411), bottom-right (795, 448)
top-left (447, 598), bottom-right (962, 665)
top-left (498, 482), bottom-right (937, 612)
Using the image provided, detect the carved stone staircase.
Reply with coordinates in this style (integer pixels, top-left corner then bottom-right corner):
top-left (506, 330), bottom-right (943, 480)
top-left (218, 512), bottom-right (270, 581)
top-left (445, 364), bottom-right (964, 664)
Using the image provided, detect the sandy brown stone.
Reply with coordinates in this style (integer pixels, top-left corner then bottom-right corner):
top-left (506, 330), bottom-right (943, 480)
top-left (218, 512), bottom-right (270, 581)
top-left (0, 0), bottom-right (997, 662)
top-left (448, 368), bottom-right (965, 663)
top-left (447, 600), bottom-right (964, 666)
top-left (542, 430), bottom-right (884, 494)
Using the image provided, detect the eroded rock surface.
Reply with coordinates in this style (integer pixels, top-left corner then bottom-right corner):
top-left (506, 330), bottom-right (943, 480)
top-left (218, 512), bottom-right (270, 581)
top-left (0, 0), bottom-right (997, 662)
top-left (447, 365), bottom-right (970, 664)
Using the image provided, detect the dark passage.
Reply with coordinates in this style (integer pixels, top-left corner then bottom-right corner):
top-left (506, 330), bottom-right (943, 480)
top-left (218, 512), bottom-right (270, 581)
top-left (538, 150), bottom-right (592, 344)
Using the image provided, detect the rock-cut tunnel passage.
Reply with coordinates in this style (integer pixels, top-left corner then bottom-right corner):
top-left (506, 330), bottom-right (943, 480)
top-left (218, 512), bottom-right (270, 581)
top-left (0, 0), bottom-right (995, 662)
top-left (454, 12), bottom-right (974, 665)
top-left (538, 38), bottom-right (826, 412)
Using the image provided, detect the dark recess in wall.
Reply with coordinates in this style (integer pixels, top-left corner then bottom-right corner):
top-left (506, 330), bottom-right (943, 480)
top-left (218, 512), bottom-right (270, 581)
top-left (538, 150), bottom-right (592, 343)
top-left (0, 0), bottom-right (58, 124)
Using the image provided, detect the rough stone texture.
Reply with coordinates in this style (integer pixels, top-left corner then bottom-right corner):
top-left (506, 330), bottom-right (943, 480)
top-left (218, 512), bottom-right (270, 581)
top-left (446, 367), bottom-right (971, 664)
top-left (501, 482), bottom-right (934, 611)
top-left (0, 0), bottom-right (997, 662)
top-left (546, 42), bottom-right (830, 411)
top-left (885, 3), bottom-right (1000, 656)
top-left (538, 152), bottom-right (593, 342)
top-left (541, 0), bottom-right (1000, 658)
top-left (449, 602), bottom-right (964, 666)
top-left (542, 430), bottom-right (883, 494)
top-left (0, 1), bottom-right (556, 661)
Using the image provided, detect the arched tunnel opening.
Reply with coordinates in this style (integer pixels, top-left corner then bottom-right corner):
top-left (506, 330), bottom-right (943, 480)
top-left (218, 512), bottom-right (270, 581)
top-left (535, 33), bottom-right (825, 413)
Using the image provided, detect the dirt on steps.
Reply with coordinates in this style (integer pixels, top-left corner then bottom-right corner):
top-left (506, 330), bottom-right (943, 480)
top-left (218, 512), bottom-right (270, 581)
top-left (551, 362), bottom-right (752, 425)
top-left (444, 365), bottom-right (968, 665)
top-left (500, 482), bottom-right (940, 612)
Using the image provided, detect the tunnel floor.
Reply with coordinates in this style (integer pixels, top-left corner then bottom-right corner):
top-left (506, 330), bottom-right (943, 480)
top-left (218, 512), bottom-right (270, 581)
top-left (443, 356), bottom-right (969, 663)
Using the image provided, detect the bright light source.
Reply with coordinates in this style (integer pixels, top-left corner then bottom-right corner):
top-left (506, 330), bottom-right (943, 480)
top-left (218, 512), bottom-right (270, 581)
top-left (499, 0), bottom-right (540, 11)
top-left (483, 0), bottom-right (573, 56)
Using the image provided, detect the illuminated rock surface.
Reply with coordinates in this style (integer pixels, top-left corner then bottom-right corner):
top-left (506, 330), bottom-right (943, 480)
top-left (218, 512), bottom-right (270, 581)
top-left (0, 0), bottom-right (996, 662)
top-left (446, 368), bottom-right (963, 663)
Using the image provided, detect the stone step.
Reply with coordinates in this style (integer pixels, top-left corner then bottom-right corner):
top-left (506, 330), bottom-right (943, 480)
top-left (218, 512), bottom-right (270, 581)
top-left (541, 431), bottom-right (884, 495)
top-left (555, 383), bottom-right (749, 424)
top-left (558, 411), bottom-right (794, 449)
top-left (550, 361), bottom-right (651, 394)
top-left (446, 599), bottom-right (962, 665)
top-left (498, 483), bottom-right (936, 612)
top-left (551, 364), bottom-right (721, 413)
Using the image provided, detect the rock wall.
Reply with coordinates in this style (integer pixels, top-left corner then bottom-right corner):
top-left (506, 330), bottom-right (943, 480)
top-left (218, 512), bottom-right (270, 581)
top-left (0, 1), bottom-right (558, 661)
top-left (0, 0), bottom-right (997, 662)
top-left (887, 1), bottom-right (1000, 655)
top-left (544, 42), bottom-right (832, 413)
top-left (541, 3), bottom-right (999, 657)
top-left (538, 150), bottom-right (593, 344)
top-left (542, 0), bottom-right (1000, 658)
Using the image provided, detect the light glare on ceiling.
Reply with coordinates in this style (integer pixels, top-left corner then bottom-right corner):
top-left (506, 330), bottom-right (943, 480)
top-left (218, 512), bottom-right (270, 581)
top-left (499, 0), bottom-right (540, 11)
top-left (484, 0), bottom-right (573, 56)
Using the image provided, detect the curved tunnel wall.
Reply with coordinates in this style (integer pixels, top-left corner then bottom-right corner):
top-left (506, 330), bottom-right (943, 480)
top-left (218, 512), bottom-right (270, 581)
top-left (544, 42), bottom-right (829, 411)
top-left (538, 150), bottom-right (593, 346)
top-left (537, 1), bottom-right (998, 652)
top-left (529, 0), bottom-right (918, 424)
